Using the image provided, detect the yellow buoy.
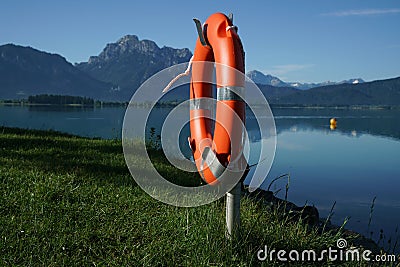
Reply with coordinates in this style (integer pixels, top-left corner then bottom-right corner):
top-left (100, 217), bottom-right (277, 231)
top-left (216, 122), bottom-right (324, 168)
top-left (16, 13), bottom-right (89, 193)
top-left (330, 118), bottom-right (337, 130)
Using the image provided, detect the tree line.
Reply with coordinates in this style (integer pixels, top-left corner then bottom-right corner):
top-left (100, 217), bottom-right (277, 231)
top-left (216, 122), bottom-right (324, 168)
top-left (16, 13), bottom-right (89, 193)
top-left (27, 94), bottom-right (94, 105)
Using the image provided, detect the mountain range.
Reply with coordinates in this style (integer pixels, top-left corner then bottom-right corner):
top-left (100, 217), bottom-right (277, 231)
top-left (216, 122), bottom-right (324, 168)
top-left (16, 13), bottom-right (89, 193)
top-left (0, 44), bottom-right (112, 100)
top-left (246, 70), bottom-right (365, 90)
top-left (0, 35), bottom-right (399, 106)
top-left (75, 35), bottom-right (192, 100)
top-left (0, 35), bottom-right (192, 101)
top-left (255, 77), bottom-right (400, 106)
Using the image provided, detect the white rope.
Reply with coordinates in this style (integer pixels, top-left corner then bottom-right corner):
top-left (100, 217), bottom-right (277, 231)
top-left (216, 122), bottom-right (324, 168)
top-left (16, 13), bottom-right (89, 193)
top-left (162, 56), bottom-right (194, 93)
top-left (226, 25), bottom-right (237, 32)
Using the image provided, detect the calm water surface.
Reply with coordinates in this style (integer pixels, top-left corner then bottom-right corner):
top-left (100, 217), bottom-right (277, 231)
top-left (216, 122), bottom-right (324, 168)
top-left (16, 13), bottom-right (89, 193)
top-left (1, 105), bottom-right (399, 250)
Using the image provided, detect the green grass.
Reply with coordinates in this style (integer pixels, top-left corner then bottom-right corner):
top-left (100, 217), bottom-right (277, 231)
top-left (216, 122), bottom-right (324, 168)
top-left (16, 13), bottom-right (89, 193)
top-left (0, 127), bottom-right (373, 266)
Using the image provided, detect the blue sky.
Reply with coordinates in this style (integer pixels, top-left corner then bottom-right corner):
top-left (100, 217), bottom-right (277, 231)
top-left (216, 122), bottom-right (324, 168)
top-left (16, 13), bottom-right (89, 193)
top-left (1, 0), bottom-right (399, 83)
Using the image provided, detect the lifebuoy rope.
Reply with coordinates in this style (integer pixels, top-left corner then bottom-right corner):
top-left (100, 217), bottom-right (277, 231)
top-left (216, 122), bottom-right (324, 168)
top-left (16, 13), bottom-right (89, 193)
top-left (162, 56), bottom-right (194, 93)
top-left (226, 25), bottom-right (238, 33)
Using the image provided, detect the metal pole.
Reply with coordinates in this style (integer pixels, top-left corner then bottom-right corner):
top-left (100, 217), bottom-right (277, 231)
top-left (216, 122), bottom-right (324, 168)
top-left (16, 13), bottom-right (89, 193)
top-left (226, 183), bottom-right (241, 239)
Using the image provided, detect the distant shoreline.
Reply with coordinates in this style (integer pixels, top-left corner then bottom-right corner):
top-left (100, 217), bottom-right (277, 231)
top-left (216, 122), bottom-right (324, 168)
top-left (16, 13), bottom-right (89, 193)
top-left (1, 99), bottom-right (399, 110)
top-left (0, 101), bottom-right (127, 108)
top-left (268, 104), bottom-right (400, 110)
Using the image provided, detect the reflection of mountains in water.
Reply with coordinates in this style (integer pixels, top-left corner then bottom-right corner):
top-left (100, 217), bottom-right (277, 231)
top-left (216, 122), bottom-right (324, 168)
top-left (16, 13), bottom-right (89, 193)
top-left (245, 107), bottom-right (400, 141)
top-left (271, 108), bottom-right (400, 141)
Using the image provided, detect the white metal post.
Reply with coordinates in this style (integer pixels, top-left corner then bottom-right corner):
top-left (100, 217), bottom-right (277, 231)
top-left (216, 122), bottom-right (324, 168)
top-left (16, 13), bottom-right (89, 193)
top-left (226, 183), bottom-right (241, 239)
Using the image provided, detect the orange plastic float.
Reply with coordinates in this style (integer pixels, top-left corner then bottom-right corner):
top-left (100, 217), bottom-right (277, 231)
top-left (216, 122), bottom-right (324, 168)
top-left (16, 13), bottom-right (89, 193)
top-left (189, 13), bottom-right (247, 184)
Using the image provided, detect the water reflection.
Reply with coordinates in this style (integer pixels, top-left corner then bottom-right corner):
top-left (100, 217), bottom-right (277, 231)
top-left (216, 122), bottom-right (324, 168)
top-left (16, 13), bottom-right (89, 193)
top-left (2, 105), bottom-right (399, 141)
top-left (271, 107), bottom-right (400, 141)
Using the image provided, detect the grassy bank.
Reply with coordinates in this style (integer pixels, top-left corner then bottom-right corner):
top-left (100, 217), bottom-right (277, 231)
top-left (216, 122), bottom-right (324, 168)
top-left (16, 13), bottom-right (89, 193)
top-left (0, 127), bottom-right (380, 266)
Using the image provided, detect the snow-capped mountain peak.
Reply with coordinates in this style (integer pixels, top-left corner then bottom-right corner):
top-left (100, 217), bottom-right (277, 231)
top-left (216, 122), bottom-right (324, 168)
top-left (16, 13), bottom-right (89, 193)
top-left (246, 70), bottom-right (365, 90)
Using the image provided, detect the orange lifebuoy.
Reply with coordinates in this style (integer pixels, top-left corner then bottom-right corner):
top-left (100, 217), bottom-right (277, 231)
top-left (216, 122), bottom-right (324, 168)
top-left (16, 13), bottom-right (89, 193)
top-left (189, 13), bottom-right (247, 184)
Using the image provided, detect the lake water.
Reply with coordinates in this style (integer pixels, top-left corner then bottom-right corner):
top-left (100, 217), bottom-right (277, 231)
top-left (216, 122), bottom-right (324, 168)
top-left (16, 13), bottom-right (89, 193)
top-left (1, 105), bottom-right (399, 251)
